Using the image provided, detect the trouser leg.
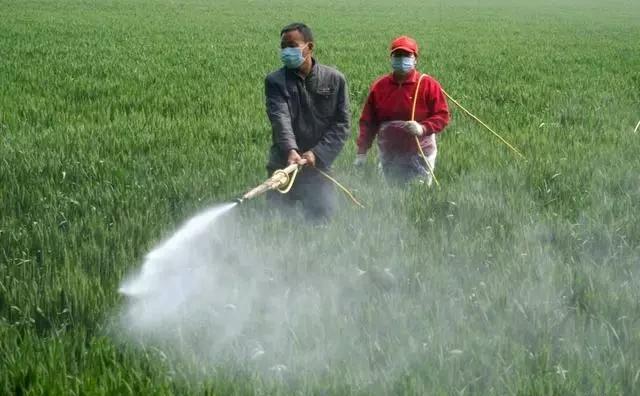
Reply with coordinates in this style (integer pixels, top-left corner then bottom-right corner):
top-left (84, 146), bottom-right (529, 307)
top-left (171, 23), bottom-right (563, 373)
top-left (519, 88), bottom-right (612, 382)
top-left (381, 150), bottom-right (438, 186)
top-left (295, 169), bottom-right (337, 221)
top-left (419, 149), bottom-right (437, 187)
top-left (265, 167), bottom-right (336, 221)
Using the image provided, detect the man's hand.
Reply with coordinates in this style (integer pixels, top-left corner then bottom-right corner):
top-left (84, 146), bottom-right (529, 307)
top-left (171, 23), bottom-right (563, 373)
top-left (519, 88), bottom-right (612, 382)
top-left (301, 150), bottom-right (316, 167)
top-left (287, 150), bottom-right (303, 165)
top-left (353, 153), bottom-right (367, 167)
top-left (404, 121), bottom-right (425, 137)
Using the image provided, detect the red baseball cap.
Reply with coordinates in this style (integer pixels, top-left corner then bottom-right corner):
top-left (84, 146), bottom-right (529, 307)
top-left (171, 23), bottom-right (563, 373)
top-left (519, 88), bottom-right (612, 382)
top-left (390, 36), bottom-right (419, 56)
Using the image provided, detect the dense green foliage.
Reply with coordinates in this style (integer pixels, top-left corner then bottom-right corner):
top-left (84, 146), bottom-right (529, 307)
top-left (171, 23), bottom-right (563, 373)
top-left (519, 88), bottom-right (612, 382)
top-left (1, 0), bottom-right (639, 394)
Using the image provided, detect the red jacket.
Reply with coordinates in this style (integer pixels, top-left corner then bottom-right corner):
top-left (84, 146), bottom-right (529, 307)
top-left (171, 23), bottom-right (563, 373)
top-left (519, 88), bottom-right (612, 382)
top-left (357, 70), bottom-right (449, 157)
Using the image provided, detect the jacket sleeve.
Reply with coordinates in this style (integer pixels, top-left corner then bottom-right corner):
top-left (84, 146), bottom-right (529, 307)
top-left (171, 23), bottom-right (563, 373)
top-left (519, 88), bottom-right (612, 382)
top-left (357, 86), bottom-right (378, 153)
top-left (419, 79), bottom-right (450, 134)
top-left (311, 74), bottom-right (350, 168)
top-left (265, 75), bottom-right (298, 153)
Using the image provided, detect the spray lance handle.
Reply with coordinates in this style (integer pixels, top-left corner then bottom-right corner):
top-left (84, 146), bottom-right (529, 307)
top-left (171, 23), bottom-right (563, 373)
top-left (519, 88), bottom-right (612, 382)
top-left (236, 160), bottom-right (307, 203)
top-left (282, 159), bottom-right (306, 174)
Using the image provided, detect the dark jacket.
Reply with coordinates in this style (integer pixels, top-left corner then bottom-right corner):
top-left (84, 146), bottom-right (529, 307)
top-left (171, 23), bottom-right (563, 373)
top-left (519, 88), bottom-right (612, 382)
top-left (265, 59), bottom-right (350, 170)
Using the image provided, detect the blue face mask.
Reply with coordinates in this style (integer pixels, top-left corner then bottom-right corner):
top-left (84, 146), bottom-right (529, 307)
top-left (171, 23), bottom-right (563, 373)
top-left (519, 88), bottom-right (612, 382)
top-left (391, 55), bottom-right (416, 73)
top-left (280, 44), bottom-right (308, 69)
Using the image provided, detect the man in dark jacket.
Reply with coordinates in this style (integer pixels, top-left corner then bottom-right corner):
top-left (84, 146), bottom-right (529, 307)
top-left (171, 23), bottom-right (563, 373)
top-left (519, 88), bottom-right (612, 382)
top-left (265, 22), bottom-right (350, 220)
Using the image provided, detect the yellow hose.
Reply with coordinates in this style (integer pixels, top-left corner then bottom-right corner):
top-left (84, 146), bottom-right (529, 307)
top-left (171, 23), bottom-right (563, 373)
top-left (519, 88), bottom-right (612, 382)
top-left (411, 74), bottom-right (441, 188)
top-left (274, 163), bottom-right (365, 208)
top-left (314, 168), bottom-right (365, 208)
top-left (440, 88), bottom-right (525, 159)
top-left (411, 74), bottom-right (527, 189)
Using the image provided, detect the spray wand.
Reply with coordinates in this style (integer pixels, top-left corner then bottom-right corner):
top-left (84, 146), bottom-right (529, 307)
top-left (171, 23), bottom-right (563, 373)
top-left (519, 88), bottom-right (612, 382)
top-left (235, 162), bottom-right (302, 204)
top-left (236, 160), bottom-right (364, 208)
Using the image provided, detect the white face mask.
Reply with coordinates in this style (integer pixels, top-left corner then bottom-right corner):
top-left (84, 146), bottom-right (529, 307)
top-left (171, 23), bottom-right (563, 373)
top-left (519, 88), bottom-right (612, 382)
top-left (391, 55), bottom-right (416, 73)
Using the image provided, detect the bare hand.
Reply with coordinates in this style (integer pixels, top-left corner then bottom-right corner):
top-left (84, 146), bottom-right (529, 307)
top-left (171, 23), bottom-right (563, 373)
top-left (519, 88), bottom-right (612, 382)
top-left (287, 150), bottom-right (303, 165)
top-left (301, 151), bottom-right (316, 167)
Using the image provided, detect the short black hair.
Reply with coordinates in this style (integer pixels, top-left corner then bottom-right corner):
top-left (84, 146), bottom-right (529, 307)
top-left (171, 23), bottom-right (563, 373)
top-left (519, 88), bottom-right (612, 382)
top-left (280, 22), bottom-right (314, 43)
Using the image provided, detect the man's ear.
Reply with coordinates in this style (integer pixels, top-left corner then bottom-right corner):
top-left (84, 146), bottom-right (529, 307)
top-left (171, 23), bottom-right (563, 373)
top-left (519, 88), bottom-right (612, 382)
top-left (307, 42), bottom-right (314, 52)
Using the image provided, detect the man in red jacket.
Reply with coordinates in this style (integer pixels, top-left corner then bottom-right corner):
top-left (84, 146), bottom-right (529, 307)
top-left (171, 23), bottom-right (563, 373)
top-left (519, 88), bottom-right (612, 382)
top-left (355, 36), bottom-right (450, 185)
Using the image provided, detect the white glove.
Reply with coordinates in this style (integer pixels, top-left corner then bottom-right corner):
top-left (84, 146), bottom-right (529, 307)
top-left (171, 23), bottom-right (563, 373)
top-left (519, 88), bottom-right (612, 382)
top-left (353, 153), bottom-right (367, 167)
top-left (404, 121), bottom-right (424, 137)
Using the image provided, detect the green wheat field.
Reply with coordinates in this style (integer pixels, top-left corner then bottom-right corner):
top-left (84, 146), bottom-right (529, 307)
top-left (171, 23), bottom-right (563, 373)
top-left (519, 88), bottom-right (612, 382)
top-left (1, 0), bottom-right (639, 394)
